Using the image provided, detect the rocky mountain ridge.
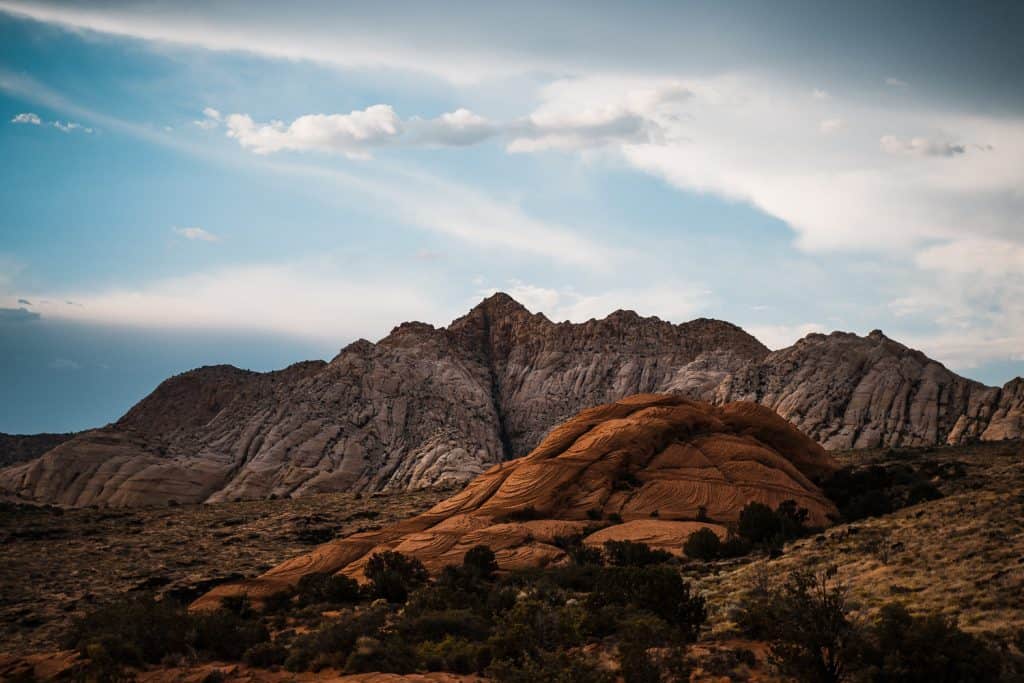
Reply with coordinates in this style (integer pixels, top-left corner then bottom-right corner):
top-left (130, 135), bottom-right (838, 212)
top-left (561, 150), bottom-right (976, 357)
top-left (0, 293), bottom-right (1020, 507)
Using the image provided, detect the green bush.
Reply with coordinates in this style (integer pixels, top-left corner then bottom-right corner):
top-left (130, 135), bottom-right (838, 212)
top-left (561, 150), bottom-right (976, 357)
top-left (603, 540), bottom-right (672, 567)
top-left (417, 636), bottom-right (493, 674)
top-left (737, 500), bottom-right (809, 546)
top-left (295, 572), bottom-right (361, 606)
top-left (587, 566), bottom-right (706, 640)
top-left (859, 602), bottom-right (1001, 682)
top-left (365, 551), bottom-right (429, 603)
top-left (284, 607), bottom-right (387, 672)
top-left (683, 528), bottom-right (721, 560)
top-left (463, 545), bottom-right (499, 579)
top-left (190, 609), bottom-right (270, 661)
top-left (63, 593), bottom-right (191, 666)
top-left (343, 635), bottom-right (417, 674)
top-left (398, 609), bottom-right (491, 643)
top-left (488, 650), bottom-right (614, 683)
top-left (243, 641), bottom-right (288, 667)
top-left (737, 502), bottom-right (780, 543)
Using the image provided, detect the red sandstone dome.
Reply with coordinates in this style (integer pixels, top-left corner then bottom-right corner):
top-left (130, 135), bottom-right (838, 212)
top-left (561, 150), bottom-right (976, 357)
top-left (194, 394), bottom-right (839, 610)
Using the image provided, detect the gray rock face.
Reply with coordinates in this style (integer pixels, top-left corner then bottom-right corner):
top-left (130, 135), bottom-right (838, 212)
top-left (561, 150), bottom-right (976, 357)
top-left (0, 432), bottom-right (75, 468)
top-left (0, 294), bottom-right (1019, 507)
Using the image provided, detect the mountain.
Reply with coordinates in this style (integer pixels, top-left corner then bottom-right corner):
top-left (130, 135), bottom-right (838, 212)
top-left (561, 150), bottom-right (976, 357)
top-left (0, 433), bottom-right (75, 469)
top-left (0, 293), bottom-right (1020, 507)
top-left (193, 394), bottom-right (838, 609)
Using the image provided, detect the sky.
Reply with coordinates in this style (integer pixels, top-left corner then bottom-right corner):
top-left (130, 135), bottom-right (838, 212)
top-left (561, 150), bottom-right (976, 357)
top-left (0, 1), bottom-right (1022, 433)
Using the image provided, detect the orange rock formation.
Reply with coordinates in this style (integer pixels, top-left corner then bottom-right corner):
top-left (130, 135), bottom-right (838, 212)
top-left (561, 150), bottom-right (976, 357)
top-left (194, 395), bottom-right (838, 610)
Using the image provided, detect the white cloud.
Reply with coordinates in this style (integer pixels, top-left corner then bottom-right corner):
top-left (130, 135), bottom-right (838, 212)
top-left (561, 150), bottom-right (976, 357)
top-left (173, 226), bottom-right (220, 242)
top-left (7, 263), bottom-right (457, 342)
top-left (194, 108), bottom-right (221, 129)
top-left (226, 105), bottom-right (401, 157)
top-left (51, 119), bottom-right (92, 133)
top-left (523, 73), bottom-right (1024, 255)
top-left (224, 105), bottom-right (500, 157)
top-left (819, 118), bottom-right (844, 133)
top-left (11, 111), bottom-right (40, 124)
top-left (885, 77), bottom-right (908, 87)
top-left (811, 89), bottom-right (830, 100)
top-left (880, 135), bottom-right (965, 157)
top-left (48, 358), bottom-right (81, 369)
top-left (506, 81), bottom-right (692, 153)
top-left (10, 111), bottom-right (91, 132)
top-left (408, 108), bottom-right (496, 146)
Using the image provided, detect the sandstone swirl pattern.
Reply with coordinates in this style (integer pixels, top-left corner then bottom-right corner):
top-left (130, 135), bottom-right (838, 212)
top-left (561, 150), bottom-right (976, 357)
top-left (193, 394), bottom-right (838, 609)
top-left (0, 294), bottom-right (1019, 507)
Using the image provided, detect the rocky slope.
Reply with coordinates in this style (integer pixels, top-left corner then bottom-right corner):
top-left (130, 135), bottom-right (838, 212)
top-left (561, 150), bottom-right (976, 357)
top-left (193, 394), bottom-right (838, 609)
top-left (0, 433), bottom-right (74, 468)
top-left (0, 293), bottom-right (1019, 507)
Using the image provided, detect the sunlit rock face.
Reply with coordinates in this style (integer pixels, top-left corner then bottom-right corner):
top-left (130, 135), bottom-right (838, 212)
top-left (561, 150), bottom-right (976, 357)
top-left (193, 393), bottom-right (839, 610)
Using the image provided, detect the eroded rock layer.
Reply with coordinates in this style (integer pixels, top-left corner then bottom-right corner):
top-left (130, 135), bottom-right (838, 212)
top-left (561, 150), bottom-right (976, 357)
top-left (193, 394), bottom-right (838, 609)
top-left (1, 293), bottom-right (1019, 507)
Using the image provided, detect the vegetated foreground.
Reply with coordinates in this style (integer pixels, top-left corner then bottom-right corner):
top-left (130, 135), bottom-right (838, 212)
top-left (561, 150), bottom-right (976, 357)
top-left (1, 436), bottom-right (1021, 679)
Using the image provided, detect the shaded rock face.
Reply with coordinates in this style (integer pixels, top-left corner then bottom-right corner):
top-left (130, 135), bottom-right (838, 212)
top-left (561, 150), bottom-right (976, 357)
top-left (0, 433), bottom-right (74, 468)
top-left (717, 330), bottom-right (1010, 450)
top-left (193, 394), bottom-right (838, 609)
top-left (0, 294), bottom-right (1019, 507)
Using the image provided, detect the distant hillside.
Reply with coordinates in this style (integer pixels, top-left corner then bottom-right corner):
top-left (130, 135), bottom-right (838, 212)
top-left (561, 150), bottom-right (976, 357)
top-left (0, 433), bottom-right (75, 469)
top-left (1, 293), bottom-right (1021, 508)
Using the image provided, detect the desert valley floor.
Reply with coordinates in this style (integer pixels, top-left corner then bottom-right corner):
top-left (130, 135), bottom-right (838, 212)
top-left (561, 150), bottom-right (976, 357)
top-left (2, 438), bottom-right (1021, 680)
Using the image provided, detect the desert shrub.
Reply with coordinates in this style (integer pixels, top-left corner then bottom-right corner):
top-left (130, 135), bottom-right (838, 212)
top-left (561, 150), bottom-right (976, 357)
top-left (295, 572), bottom-right (361, 605)
top-left (488, 600), bottom-right (589, 664)
top-left (616, 611), bottom-right (678, 683)
top-left (603, 540), bottom-right (672, 567)
top-left (554, 533), bottom-right (604, 566)
top-left (822, 464), bottom-right (945, 522)
top-left (587, 566), bottom-right (706, 640)
top-left (737, 500), bottom-right (809, 546)
top-left (243, 640), bottom-right (288, 667)
top-left (737, 502), bottom-right (780, 543)
top-left (463, 544), bottom-right (499, 579)
top-left (586, 508), bottom-right (603, 520)
top-left (261, 590), bottom-right (295, 613)
top-left (343, 635), bottom-right (417, 674)
top-left (398, 609), bottom-right (491, 643)
top-left (417, 636), bottom-right (493, 674)
top-left (365, 551), bottom-right (428, 603)
top-left (284, 607), bottom-right (387, 672)
top-left (683, 527), bottom-right (721, 560)
top-left (488, 650), bottom-right (614, 683)
top-left (720, 535), bottom-right (753, 558)
top-left (738, 567), bottom-right (856, 683)
top-left (64, 593), bottom-right (191, 666)
top-left (189, 608), bottom-right (269, 661)
top-left (607, 512), bottom-right (624, 524)
top-left (776, 499), bottom-right (810, 537)
top-left (859, 602), bottom-right (1001, 682)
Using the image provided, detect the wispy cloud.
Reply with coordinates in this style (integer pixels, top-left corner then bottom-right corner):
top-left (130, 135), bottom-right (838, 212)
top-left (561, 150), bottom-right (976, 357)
top-left (223, 105), bottom-right (497, 158)
top-left (11, 262), bottom-right (460, 342)
top-left (885, 77), bottom-right (908, 87)
top-left (173, 226), bottom-right (220, 242)
top-left (9, 110), bottom-right (91, 132)
top-left (11, 111), bottom-right (40, 124)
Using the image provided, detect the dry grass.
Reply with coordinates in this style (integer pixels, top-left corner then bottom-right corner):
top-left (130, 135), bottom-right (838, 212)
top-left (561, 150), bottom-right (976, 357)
top-left (697, 439), bottom-right (1024, 642)
top-left (0, 489), bottom-right (449, 656)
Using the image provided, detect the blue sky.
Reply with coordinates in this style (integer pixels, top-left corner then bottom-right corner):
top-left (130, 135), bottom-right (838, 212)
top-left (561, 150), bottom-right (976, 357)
top-left (1, 1), bottom-right (1022, 433)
